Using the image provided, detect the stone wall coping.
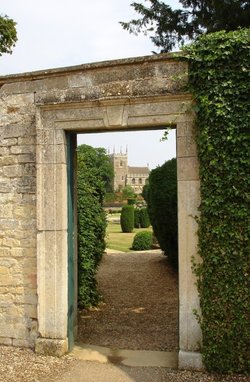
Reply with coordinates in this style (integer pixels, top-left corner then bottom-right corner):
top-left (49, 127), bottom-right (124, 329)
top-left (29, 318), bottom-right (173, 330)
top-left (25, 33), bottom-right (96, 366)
top-left (0, 53), bottom-right (182, 84)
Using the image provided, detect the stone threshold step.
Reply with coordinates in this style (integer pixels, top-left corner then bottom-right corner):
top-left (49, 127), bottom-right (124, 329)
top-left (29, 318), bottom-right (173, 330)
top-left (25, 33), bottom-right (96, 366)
top-left (73, 343), bottom-right (178, 368)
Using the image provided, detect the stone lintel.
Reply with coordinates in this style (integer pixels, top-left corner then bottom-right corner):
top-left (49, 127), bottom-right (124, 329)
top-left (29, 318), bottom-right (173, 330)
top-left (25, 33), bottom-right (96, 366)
top-left (35, 337), bottom-right (68, 357)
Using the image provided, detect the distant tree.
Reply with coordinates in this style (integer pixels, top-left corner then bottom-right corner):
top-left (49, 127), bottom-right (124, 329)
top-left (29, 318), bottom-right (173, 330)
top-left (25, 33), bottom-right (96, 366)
top-left (0, 14), bottom-right (17, 56)
top-left (120, 1), bottom-right (250, 52)
top-left (78, 144), bottom-right (114, 194)
top-left (122, 185), bottom-right (135, 200)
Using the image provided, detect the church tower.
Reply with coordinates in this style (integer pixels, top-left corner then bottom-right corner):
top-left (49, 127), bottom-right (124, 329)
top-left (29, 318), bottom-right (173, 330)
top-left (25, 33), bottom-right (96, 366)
top-left (109, 148), bottom-right (128, 191)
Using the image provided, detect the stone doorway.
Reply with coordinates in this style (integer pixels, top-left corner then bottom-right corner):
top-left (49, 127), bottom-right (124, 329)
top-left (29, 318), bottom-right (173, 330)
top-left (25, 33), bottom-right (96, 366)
top-left (36, 94), bottom-right (201, 369)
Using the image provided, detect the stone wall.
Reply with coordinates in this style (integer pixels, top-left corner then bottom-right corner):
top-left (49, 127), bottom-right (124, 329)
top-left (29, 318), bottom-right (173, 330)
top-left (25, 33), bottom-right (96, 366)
top-left (0, 54), bottom-right (201, 368)
top-left (0, 92), bottom-right (37, 347)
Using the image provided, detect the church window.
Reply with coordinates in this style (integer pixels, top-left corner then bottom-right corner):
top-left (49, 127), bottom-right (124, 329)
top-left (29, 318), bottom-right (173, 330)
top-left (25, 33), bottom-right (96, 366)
top-left (132, 178), bottom-right (135, 185)
top-left (139, 178), bottom-right (142, 184)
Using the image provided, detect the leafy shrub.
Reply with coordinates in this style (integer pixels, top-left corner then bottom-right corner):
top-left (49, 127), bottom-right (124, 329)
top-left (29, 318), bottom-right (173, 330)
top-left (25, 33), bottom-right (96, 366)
top-left (139, 207), bottom-right (151, 228)
top-left (132, 231), bottom-right (153, 251)
top-left (184, 29), bottom-right (250, 373)
top-left (127, 198), bottom-right (136, 205)
top-left (134, 209), bottom-right (141, 228)
top-left (120, 205), bottom-right (134, 232)
top-left (147, 158), bottom-right (178, 268)
top-left (122, 185), bottom-right (135, 199)
top-left (104, 192), bottom-right (117, 202)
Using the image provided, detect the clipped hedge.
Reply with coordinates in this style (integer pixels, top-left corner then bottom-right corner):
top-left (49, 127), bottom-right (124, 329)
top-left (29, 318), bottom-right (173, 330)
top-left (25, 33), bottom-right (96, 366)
top-left (184, 29), bottom-right (250, 374)
top-left (77, 145), bottom-right (107, 308)
top-left (120, 205), bottom-right (134, 233)
top-left (147, 158), bottom-right (178, 268)
top-left (132, 231), bottom-right (153, 251)
top-left (134, 209), bottom-right (141, 228)
top-left (140, 207), bottom-right (151, 228)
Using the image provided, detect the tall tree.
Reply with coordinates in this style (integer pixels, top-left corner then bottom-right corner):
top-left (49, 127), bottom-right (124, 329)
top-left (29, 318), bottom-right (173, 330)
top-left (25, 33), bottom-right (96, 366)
top-left (0, 14), bottom-right (17, 56)
top-left (120, 1), bottom-right (250, 52)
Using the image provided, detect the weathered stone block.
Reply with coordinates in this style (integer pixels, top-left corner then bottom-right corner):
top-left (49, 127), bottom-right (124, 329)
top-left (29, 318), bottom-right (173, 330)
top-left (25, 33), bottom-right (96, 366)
top-left (0, 138), bottom-right (18, 147)
top-left (0, 248), bottom-right (11, 257)
top-left (10, 247), bottom-right (35, 258)
top-left (0, 321), bottom-right (29, 339)
top-left (13, 339), bottom-right (32, 348)
top-left (177, 157), bottom-right (199, 181)
top-left (18, 136), bottom-right (36, 145)
top-left (13, 204), bottom-right (36, 219)
top-left (3, 165), bottom-right (23, 178)
top-left (177, 136), bottom-right (197, 158)
top-left (0, 337), bottom-right (12, 346)
top-left (0, 156), bottom-right (18, 166)
top-left (178, 351), bottom-right (203, 371)
top-left (0, 204), bottom-right (13, 218)
top-left (36, 144), bottom-right (66, 164)
top-left (0, 147), bottom-right (10, 156)
top-left (35, 338), bottom-right (68, 357)
top-left (37, 230), bottom-right (68, 338)
top-left (17, 154), bottom-right (36, 163)
top-left (2, 124), bottom-right (29, 139)
top-left (177, 121), bottom-right (196, 136)
top-left (10, 145), bottom-right (35, 155)
top-left (37, 164), bottom-right (67, 230)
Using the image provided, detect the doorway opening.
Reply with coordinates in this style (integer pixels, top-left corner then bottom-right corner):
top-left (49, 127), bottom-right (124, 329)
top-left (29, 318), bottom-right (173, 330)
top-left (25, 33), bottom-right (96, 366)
top-left (72, 129), bottom-right (178, 360)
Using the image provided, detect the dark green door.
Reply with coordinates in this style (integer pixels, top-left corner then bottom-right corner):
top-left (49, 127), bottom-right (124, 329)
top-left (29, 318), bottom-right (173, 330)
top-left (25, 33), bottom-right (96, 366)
top-left (67, 133), bottom-right (76, 351)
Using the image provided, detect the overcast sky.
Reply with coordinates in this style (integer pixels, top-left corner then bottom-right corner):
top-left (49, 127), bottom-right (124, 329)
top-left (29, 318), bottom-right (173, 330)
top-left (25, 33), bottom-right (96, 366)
top-left (0, 0), bottom-right (180, 169)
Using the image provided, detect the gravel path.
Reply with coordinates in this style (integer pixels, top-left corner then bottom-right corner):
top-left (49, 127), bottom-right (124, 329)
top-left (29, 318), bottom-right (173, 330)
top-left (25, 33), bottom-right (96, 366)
top-left (1, 346), bottom-right (249, 382)
top-left (1, 250), bottom-right (249, 381)
top-left (78, 250), bottom-right (179, 351)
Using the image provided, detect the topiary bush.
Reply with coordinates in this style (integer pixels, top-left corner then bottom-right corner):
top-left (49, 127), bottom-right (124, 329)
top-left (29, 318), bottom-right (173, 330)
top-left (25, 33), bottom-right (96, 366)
top-left (147, 158), bottom-right (178, 268)
top-left (120, 205), bottom-right (134, 233)
top-left (131, 231), bottom-right (153, 251)
top-left (140, 207), bottom-right (151, 228)
top-left (183, 29), bottom-right (250, 374)
top-left (134, 208), bottom-right (141, 228)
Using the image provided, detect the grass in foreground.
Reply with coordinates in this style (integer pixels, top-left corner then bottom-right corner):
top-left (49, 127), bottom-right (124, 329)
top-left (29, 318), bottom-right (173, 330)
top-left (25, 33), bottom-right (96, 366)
top-left (106, 220), bottom-right (152, 252)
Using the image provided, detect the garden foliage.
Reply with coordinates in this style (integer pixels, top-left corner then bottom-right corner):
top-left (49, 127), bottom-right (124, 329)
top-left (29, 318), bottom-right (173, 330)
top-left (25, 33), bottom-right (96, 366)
top-left (132, 231), bottom-right (153, 251)
top-left (77, 145), bottom-right (109, 308)
top-left (147, 158), bottom-right (178, 268)
top-left (120, 205), bottom-right (134, 233)
top-left (184, 29), bottom-right (250, 373)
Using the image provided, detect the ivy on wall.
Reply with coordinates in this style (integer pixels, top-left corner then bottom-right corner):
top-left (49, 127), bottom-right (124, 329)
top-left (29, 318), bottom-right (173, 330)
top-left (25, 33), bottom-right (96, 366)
top-left (183, 29), bottom-right (250, 373)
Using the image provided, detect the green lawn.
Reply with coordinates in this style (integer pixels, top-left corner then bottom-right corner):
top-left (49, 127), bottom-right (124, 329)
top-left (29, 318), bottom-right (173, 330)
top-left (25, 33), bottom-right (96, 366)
top-left (106, 220), bottom-right (152, 252)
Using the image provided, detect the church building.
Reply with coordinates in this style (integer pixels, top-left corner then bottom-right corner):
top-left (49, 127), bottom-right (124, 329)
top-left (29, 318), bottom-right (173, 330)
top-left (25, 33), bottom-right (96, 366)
top-left (109, 149), bottom-right (150, 194)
